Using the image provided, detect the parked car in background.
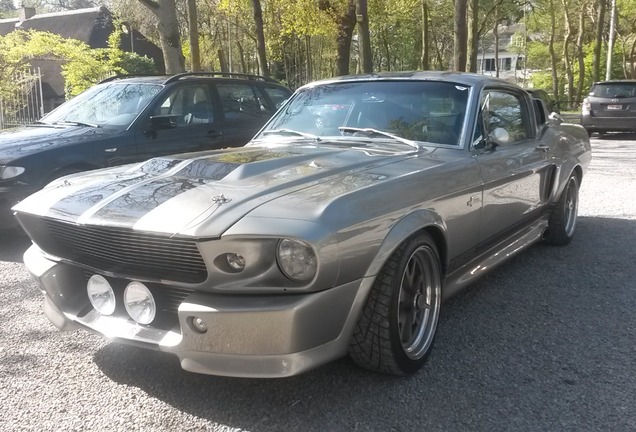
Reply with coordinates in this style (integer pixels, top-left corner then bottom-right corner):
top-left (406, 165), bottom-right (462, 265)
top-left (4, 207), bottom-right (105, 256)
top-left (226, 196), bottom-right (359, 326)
top-left (525, 88), bottom-right (560, 114)
top-left (0, 73), bottom-right (291, 228)
top-left (14, 71), bottom-right (591, 378)
top-left (581, 80), bottom-right (636, 136)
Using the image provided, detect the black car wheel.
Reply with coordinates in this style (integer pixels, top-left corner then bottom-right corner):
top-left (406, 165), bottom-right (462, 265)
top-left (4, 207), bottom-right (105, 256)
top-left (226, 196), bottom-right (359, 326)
top-left (349, 232), bottom-right (441, 375)
top-left (545, 173), bottom-right (579, 246)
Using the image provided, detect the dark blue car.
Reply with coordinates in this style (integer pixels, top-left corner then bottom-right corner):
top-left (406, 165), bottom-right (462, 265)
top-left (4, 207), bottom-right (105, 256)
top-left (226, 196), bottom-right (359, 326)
top-left (0, 73), bottom-right (291, 228)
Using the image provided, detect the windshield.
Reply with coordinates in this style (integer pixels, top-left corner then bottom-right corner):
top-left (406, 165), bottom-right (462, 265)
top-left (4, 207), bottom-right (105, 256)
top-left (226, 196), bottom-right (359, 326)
top-left (256, 81), bottom-right (470, 146)
top-left (591, 83), bottom-right (636, 98)
top-left (42, 83), bottom-right (163, 129)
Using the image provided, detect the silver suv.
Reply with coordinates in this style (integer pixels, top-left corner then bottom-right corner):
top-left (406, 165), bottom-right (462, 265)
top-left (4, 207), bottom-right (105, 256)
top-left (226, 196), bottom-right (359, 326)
top-left (581, 80), bottom-right (636, 136)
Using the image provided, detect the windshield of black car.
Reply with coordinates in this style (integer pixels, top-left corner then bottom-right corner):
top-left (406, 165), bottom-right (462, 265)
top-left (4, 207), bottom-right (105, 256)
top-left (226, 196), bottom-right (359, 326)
top-left (41, 83), bottom-right (163, 129)
top-left (591, 83), bottom-right (636, 98)
top-left (255, 81), bottom-right (471, 147)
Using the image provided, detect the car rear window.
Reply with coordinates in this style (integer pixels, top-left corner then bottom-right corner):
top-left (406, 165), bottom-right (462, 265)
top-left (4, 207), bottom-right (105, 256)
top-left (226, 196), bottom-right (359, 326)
top-left (590, 83), bottom-right (636, 98)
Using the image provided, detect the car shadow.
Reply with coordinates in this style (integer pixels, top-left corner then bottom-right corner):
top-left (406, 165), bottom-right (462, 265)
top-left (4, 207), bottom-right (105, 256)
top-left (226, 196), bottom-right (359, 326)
top-left (91, 215), bottom-right (636, 430)
top-left (0, 228), bottom-right (31, 263)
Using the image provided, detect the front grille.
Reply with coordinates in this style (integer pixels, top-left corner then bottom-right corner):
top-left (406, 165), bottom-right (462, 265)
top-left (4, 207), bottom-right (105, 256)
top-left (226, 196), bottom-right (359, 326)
top-left (40, 219), bottom-right (208, 284)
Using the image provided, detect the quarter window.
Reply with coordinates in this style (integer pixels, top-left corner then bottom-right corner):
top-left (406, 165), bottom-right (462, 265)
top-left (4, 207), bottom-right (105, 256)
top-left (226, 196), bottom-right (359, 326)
top-left (262, 86), bottom-right (291, 110)
top-left (217, 83), bottom-right (268, 121)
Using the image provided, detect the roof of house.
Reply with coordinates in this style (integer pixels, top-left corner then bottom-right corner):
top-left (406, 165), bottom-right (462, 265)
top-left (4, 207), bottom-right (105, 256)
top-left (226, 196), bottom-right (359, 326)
top-left (1, 7), bottom-right (164, 99)
top-left (18, 7), bottom-right (113, 48)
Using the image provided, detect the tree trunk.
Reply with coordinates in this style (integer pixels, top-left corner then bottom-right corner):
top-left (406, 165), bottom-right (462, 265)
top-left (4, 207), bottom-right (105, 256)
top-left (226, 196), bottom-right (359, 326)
top-left (454, 0), bottom-right (468, 71)
top-left (251, 0), bottom-right (269, 77)
top-left (561, 0), bottom-right (574, 108)
top-left (466, 0), bottom-right (479, 72)
top-left (592, 0), bottom-right (606, 82)
top-left (218, 49), bottom-right (228, 73)
top-left (494, 7), bottom-right (499, 77)
top-left (186, 0), bottom-right (200, 72)
top-left (421, 0), bottom-right (429, 70)
top-left (137, 0), bottom-right (185, 74)
top-left (383, 29), bottom-right (391, 71)
top-left (319, 0), bottom-right (357, 76)
top-left (237, 41), bottom-right (247, 73)
top-left (356, 0), bottom-right (373, 73)
top-left (306, 36), bottom-right (313, 82)
top-left (575, 2), bottom-right (586, 104)
top-left (548, 0), bottom-right (559, 101)
top-left (336, 2), bottom-right (357, 75)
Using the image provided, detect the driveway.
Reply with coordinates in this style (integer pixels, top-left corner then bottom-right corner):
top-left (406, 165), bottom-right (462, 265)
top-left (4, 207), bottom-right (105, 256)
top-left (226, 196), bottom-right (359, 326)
top-left (1, 134), bottom-right (635, 431)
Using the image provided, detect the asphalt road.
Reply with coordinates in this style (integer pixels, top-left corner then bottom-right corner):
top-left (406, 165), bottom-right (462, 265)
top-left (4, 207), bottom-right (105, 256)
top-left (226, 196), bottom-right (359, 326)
top-left (1, 134), bottom-right (635, 431)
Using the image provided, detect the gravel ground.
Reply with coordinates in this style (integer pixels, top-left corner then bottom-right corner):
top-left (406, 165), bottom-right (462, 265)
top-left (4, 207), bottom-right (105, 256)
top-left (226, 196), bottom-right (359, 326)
top-left (1, 134), bottom-right (635, 431)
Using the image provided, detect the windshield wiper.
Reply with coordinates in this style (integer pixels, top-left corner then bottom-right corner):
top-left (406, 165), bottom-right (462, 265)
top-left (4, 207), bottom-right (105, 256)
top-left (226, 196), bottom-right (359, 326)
top-left (52, 120), bottom-right (100, 128)
top-left (27, 120), bottom-right (55, 127)
top-left (261, 129), bottom-right (321, 141)
top-left (338, 127), bottom-right (421, 151)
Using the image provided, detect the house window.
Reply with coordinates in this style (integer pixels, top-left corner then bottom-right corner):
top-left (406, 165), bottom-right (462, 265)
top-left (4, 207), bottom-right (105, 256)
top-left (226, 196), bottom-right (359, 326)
top-left (504, 58), bottom-right (512, 71)
top-left (484, 58), bottom-right (496, 72)
top-left (511, 34), bottom-right (525, 48)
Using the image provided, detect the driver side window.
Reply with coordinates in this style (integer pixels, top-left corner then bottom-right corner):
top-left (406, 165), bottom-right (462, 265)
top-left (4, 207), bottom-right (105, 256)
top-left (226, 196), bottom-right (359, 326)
top-left (481, 90), bottom-right (529, 144)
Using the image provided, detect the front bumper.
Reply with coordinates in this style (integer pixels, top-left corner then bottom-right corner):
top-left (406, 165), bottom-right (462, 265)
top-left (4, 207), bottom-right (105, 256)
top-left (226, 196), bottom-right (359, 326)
top-left (24, 245), bottom-right (371, 378)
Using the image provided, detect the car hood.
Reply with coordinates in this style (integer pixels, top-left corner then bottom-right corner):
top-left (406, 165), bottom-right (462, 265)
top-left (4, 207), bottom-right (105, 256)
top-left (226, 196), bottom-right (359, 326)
top-left (13, 142), bottom-right (437, 238)
top-left (0, 125), bottom-right (112, 164)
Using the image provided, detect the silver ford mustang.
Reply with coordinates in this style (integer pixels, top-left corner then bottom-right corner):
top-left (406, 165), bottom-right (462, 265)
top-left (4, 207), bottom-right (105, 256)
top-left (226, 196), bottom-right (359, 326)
top-left (13, 72), bottom-right (591, 378)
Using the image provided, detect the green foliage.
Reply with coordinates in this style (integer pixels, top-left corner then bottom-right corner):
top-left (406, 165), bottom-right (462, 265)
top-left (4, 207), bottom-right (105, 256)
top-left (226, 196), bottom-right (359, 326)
top-left (0, 29), bottom-right (156, 100)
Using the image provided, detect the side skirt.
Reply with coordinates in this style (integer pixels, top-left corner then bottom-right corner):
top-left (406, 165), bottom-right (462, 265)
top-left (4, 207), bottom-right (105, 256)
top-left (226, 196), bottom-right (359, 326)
top-left (441, 216), bottom-right (549, 300)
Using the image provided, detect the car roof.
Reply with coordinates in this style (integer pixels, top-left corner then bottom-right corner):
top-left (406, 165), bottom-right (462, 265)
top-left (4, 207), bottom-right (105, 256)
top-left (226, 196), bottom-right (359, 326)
top-left (297, 71), bottom-right (518, 92)
top-left (592, 80), bottom-right (636, 85)
top-left (99, 72), bottom-right (285, 86)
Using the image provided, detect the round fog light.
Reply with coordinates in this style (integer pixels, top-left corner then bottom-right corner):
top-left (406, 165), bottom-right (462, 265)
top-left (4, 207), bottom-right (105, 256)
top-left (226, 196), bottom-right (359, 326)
top-left (190, 316), bottom-right (208, 333)
top-left (226, 253), bottom-right (246, 271)
top-left (87, 275), bottom-right (116, 315)
top-left (124, 282), bottom-right (156, 325)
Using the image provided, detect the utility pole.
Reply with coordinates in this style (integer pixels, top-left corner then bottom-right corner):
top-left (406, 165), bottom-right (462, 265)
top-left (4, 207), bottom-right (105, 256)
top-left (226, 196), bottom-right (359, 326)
top-left (605, 0), bottom-right (617, 81)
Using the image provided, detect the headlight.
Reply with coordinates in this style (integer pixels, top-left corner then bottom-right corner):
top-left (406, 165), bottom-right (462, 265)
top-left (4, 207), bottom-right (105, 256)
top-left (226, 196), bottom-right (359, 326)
top-left (124, 282), bottom-right (156, 325)
top-left (276, 238), bottom-right (317, 282)
top-left (87, 275), bottom-right (116, 315)
top-left (0, 166), bottom-right (25, 180)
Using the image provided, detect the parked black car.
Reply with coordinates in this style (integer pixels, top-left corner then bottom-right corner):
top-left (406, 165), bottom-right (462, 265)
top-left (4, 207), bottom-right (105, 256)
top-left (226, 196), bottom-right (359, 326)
top-left (581, 80), bottom-right (636, 136)
top-left (0, 73), bottom-right (292, 228)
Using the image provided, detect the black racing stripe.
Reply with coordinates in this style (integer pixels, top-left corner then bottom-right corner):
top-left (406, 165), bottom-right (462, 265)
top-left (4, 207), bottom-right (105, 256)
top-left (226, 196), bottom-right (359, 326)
top-left (48, 174), bottom-right (149, 219)
top-left (90, 161), bottom-right (241, 226)
top-left (90, 178), bottom-right (199, 225)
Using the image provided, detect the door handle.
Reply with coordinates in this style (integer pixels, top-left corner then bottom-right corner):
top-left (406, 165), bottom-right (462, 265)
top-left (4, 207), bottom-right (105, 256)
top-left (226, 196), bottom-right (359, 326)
top-left (207, 130), bottom-right (222, 138)
top-left (535, 144), bottom-right (550, 152)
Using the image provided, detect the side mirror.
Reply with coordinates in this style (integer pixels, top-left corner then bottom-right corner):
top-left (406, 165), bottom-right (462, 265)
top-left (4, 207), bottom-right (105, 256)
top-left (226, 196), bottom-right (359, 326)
top-left (489, 127), bottom-right (510, 146)
top-left (149, 115), bottom-right (178, 130)
top-left (548, 112), bottom-right (563, 125)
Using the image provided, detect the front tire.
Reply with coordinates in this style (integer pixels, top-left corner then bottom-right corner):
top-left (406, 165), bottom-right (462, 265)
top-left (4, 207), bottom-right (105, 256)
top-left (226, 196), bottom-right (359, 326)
top-left (349, 233), bottom-right (442, 375)
top-left (544, 173), bottom-right (579, 245)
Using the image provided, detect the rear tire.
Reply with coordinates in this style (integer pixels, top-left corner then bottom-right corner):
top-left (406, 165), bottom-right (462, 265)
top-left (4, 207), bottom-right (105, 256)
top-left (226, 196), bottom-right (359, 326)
top-left (349, 233), bottom-right (441, 375)
top-left (544, 173), bottom-right (579, 246)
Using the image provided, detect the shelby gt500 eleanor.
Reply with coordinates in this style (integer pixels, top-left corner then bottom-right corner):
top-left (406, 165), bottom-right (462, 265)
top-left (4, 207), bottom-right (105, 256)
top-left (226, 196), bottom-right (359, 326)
top-left (13, 72), bottom-right (591, 378)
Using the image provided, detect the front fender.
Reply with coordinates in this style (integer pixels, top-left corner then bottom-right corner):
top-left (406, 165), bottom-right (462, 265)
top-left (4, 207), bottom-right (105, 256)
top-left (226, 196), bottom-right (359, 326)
top-left (362, 209), bottom-right (447, 279)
